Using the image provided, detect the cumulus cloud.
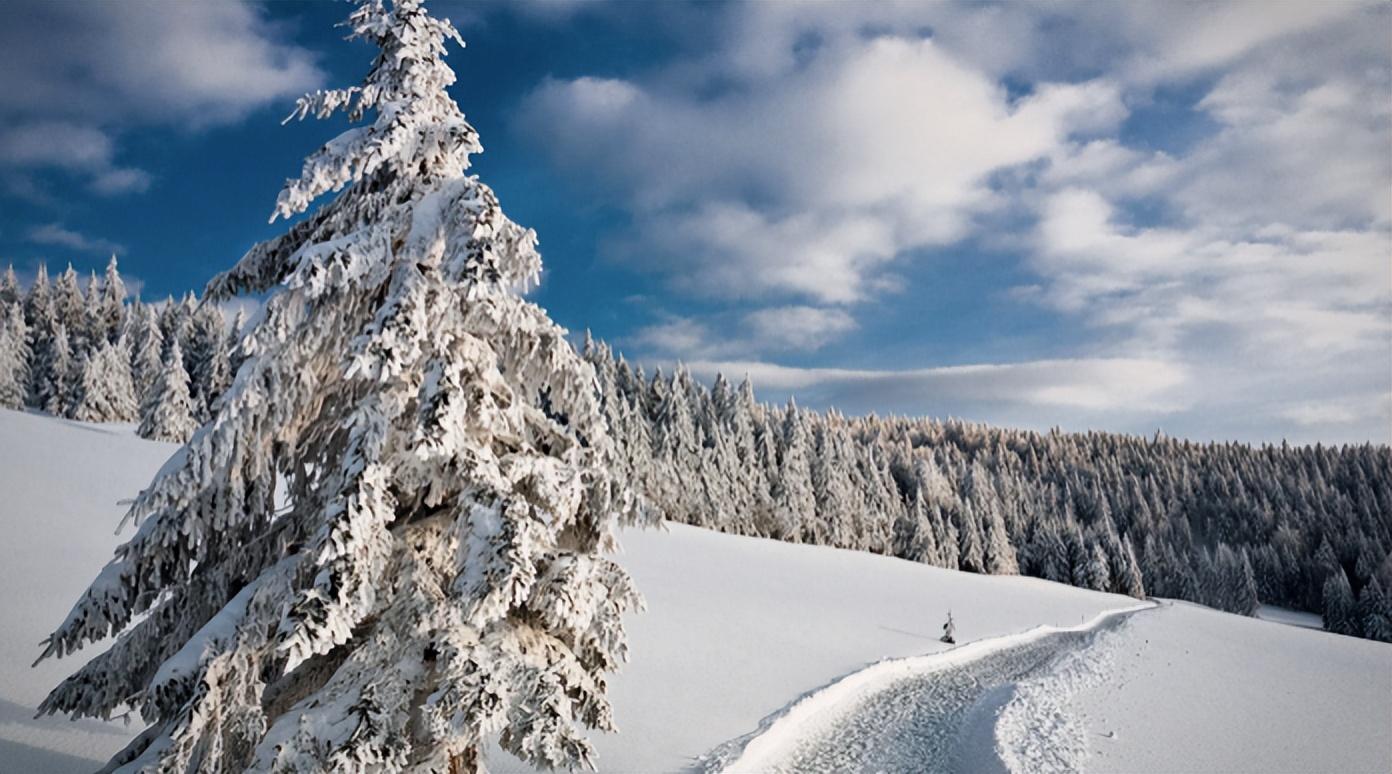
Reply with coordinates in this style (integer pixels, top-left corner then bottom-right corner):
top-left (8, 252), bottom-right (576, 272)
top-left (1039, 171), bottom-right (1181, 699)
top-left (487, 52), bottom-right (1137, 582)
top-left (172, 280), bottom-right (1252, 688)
top-left (523, 36), bottom-right (1124, 304)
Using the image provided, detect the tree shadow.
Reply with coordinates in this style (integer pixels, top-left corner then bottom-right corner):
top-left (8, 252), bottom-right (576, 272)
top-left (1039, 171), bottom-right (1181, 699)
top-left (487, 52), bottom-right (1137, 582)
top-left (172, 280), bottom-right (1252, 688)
top-left (878, 625), bottom-right (938, 641)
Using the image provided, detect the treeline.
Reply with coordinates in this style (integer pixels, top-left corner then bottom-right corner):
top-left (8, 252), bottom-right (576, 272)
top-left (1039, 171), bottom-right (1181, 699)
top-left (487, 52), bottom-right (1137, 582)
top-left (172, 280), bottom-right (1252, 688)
top-left (582, 338), bottom-right (1392, 642)
top-left (0, 260), bottom-right (241, 442)
top-left (4, 271), bottom-right (1389, 642)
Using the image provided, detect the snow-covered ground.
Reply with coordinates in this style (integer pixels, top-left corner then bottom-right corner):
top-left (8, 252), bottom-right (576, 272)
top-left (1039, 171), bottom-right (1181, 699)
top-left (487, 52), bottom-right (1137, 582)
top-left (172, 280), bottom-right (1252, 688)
top-left (2, 407), bottom-right (1390, 773)
top-left (0, 410), bottom-right (177, 772)
top-left (1073, 600), bottom-right (1392, 773)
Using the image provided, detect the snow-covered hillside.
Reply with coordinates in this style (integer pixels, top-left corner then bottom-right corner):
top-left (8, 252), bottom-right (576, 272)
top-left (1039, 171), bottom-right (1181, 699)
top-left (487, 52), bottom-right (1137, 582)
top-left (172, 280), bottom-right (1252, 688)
top-left (1073, 601), bottom-right (1392, 773)
top-left (0, 409), bottom-right (178, 772)
top-left (1, 408), bottom-right (1389, 773)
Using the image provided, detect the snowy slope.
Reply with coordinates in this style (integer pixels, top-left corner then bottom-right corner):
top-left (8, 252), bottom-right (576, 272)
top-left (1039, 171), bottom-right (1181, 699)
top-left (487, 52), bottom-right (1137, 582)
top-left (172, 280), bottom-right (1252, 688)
top-left (3, 408), bottom-right (1388, 774)
top-left (0, 408), bottom-right (1138, 771)
top-left (1070, 601), bottom-right (1392, 773)
top-left (0, 409), bottom-right (177, 772)
top-left (507, 524), bottom-right (1138, 773)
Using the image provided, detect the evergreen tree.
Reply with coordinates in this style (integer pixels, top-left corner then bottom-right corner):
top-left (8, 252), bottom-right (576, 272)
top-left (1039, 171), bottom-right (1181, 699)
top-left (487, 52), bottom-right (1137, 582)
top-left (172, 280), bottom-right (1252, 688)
top-left (53, 265), bottom-right (89, 353)
top-left (38, 323), bottom-right (77, 417)
top-left (24, 264), bottom-right (54, 403)
top-left (131, 305), bottom-right (166, 402)
top-left (138, 340), bottom-right (197, 442)
top-left (24, 263), bottom-right (52, 328)
top-left (95, 254), bottom-right (128, 345)
top-left (957, 503), bottom-right (986, 573)
top-left (1358, 577), bottom-right (1392, 643)
top-left (187, 304), bottom-right (231, 421)
top-left (1118, 537), bottom-right (1146, 598)
top-left (1323, 568), bottom-right (1357, 636)
top-left (1084, 542), bottom-right (1111, 592)
top-left (0, 303), bottom-right (31, 409)
top-left (0, 265), bottom-right (19, 307)
top-left (775, 401), bottom-right (815, 542)
top-left (982, 503), bottom-right (1019, 575)
top-left (39, 3), bottom-right (641, 771)
top-left (71, 337), bottom-right (138, 423)
top-left (227, 307), bottom-right (249, 375)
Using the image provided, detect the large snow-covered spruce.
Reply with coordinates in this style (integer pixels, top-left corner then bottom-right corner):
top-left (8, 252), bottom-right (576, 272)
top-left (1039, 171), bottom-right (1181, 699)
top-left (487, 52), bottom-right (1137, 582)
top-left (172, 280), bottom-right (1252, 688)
top-left (37, 1), bottom-right (640, 771)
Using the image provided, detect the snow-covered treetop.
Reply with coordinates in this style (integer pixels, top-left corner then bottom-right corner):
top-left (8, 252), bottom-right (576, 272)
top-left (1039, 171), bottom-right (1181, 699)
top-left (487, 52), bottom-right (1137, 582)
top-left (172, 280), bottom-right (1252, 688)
top-left (208, 0), bottom-right (538, 301)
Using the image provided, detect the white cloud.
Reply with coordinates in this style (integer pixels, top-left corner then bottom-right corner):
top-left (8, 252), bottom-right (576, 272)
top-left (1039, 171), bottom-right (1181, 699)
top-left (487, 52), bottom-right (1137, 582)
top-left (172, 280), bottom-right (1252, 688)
top-left (0, 0), bottom-right (323, 197)
top-left (524, 37), bottom-right (1125, 304)
top-left (676, 357), bottom-right (1188, 430)
top-left (629, 305), bottom-right (858, 361)
top-left (743, 306), bottom-right (858, 352)
top-left (26, 223), bottom-right (124, 256)
top-left (0, 122), bottom-right (114, 171)
top-left (0, 1), bottom-right (322, 126)
top-left (1106, 1), bottom-right (1364, 84)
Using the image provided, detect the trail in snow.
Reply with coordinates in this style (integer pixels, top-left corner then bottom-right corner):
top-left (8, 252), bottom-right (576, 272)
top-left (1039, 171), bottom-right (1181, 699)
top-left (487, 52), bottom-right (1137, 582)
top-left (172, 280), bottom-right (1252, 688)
top-left (706, 604), bottom-right (1150, 774)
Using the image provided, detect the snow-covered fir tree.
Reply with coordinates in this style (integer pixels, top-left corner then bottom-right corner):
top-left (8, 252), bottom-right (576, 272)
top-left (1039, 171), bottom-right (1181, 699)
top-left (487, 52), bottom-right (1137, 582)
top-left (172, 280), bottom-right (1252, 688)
top-left (159, 293), bottom-right (197, 368)
top-left (39, 2), bottom-right (640, 771)
top-left (71, 337), bottom-right (138, 423)
top-left (775, 401), bottom-right (815, 542)
top-left (95, 255), bottom-right (128, 345)
top-left (1358, 577), bottom-right (1392, 642)
top-left (138, 339), bottom-right (197, 442)
top-left (53, 264), bottom-right (89, 353)
top-left (1323, 568), bottom-right (1357, 636)
top-left (24, 263), bottom-right (52, 327)
top-left (0, 303), bottom-right (31, 409)
top-left (0, 265), bottom-right (19, 307)
top-left (38, 323), bottom-right (77, 417)
top-left (130, 305), bottom-right (166, 402)
top-left (186, 303), bottom-right (231, 421)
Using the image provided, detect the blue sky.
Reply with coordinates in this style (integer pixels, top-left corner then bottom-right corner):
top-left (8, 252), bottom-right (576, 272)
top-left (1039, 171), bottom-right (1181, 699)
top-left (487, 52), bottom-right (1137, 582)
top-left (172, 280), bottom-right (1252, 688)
top-left (1, 0), bottom-right (1388, 444)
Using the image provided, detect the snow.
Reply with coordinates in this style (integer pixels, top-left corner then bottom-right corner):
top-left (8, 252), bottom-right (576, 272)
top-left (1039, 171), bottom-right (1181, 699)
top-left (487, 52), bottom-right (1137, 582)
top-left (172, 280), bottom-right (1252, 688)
top-left (3, 408), bottom-right (1389, 773)
top-left (2, 408), bottom-right (1139, 771)
top-left (489, 526), bottom-right (1141, 772)
top-left (1070, 601), bottom-right (1392, 773)
top-left (0, 409), bottom-right (175, 770)
top-left (707, 604), bottom-right (1151, 773)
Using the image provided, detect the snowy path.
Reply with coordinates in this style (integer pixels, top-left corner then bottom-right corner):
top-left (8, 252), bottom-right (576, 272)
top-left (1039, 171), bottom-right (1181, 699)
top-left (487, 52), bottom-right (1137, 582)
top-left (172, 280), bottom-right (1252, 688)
top-left (703, 604), bottom-right (1151, 773)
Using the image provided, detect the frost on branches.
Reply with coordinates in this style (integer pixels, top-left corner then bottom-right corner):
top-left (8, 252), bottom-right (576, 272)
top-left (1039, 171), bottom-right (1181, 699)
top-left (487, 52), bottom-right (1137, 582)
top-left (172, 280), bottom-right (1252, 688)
top-left (36, 1), bottom-right (641, 771)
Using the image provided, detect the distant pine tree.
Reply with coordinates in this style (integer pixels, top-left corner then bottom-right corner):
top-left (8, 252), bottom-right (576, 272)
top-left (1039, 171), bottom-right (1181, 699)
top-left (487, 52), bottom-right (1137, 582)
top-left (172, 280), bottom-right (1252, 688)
top-left (38, 324), bottom-right (77, 417)
top-left (0, 303), bottom-right (31, 409)
top-left (0, 265), bottom-right (20, 307)
top-left (72, 338), bottom-right (138, 423)
top-left (1323, 568), bottom-right (1357, 636)
top-left (95, 255), bottom-right (128, 345)
top-left (138, 340), bottom-right (197, 442)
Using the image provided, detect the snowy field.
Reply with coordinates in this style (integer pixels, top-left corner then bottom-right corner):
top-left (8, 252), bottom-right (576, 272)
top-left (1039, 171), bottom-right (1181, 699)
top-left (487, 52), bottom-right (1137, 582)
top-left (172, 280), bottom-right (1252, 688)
top-left (1, 408), bottom-right (1389, 773)
top-left (1073, 601), bottom-right (1392, 773)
